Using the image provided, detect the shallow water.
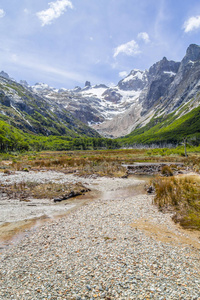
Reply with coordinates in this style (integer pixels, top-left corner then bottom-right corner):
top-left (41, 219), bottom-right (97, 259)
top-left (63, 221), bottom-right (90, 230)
top-left (0, 175), bottom-right (148, 249)
top-left (0, 190), bottom-right (98, 248)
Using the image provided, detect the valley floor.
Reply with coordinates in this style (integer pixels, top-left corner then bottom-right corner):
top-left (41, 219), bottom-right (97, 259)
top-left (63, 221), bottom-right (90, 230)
top-left (0, 172), bottom-right (200, 299)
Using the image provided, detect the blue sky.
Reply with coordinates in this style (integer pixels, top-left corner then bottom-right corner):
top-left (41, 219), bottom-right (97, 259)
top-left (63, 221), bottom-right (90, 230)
top-left (0, 0), bottom-right (200, 88)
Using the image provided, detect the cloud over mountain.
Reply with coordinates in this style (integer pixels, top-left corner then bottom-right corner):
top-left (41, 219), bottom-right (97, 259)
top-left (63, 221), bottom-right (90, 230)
top-left (113, 40), bottom-right (141, 58)
top-left (184, 15), bottom-right (200, 33)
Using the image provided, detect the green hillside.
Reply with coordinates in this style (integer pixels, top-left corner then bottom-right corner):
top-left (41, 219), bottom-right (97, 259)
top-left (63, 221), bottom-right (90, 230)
top-left (0, 119), bottom-right (120, 152)
top-left (0, 77), bottom-right (99, 138)
top-left (120, 102), bottom-right (200, 146)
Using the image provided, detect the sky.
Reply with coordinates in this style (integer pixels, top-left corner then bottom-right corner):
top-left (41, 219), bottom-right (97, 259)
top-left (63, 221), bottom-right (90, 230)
top-left (0, 0), bottom-right (200, 89)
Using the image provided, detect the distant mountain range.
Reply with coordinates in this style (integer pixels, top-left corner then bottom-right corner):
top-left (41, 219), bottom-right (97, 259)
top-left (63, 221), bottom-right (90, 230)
top-left (0, 74), bottom-right (99, 138)
top-left (1, 43), bottom-right (200, 146)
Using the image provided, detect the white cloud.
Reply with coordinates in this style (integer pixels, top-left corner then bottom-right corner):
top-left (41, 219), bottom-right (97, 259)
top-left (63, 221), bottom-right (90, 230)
top-left (119, 71), bottom-right (128, 78)
top-left (0, 9), bottom-right (5, 18)
top-left (36, 0), bottom-right (73, 26)
top-left (137, 32), bottom-right (150, 43)
top-left (183, 15), bottom-right (200, 33)
top-left (113, 40), bottom-right (140, 58)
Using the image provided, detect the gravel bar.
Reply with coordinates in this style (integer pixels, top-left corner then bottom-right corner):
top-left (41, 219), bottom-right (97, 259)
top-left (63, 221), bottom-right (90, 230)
top-left (0, 172), bottom-right (200, 299)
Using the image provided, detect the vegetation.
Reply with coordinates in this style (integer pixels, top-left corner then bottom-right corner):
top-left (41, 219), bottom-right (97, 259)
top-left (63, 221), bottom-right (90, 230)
top-left (1, 146), bottom-right (200, 230)
top-left (0, 181), bottom-right (89, 201)
top-left (120, 102), bottom-right (200, 146)
top-left (0, 146), bottom-right (199, 178)
top-left (153, 176), bottom-right (200, 230)
top-left (0, 119), bottom-right (120, 152)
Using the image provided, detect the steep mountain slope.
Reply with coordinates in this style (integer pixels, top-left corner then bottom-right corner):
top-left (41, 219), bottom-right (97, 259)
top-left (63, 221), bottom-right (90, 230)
top-left (92, 58), bottom-right (181, 137)
top-left (0, 76), bottom-right (100, 138)
top-left (119, 44), bottom-right (200, 144)
top-left (94, 44), bottom-right (200, 139)
top-left (121, 98), bottom-right (200, 146)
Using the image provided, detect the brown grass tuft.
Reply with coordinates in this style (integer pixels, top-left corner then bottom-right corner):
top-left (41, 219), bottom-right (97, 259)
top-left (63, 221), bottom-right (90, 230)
top-left (153, 175), bottom-right (200, 230)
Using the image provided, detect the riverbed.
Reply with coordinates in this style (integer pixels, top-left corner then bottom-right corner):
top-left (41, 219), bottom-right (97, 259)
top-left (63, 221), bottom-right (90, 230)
top-left (0, 171), bottom-right (200, 299)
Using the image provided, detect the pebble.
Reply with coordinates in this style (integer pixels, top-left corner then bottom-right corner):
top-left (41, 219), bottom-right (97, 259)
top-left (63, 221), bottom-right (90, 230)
top-left (0, 172), bottom-right (200, 299)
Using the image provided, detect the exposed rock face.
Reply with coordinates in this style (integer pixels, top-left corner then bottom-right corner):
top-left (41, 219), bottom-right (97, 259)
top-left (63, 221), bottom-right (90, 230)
top-left (85, 81), bottom-right (91, 88)
top-left (102, 88), bottom-right (122, 103)
top-left (0, 71), bottom-right (10, 80)
top-left (141, 57), bottom-right (180, 112)
top-left (182, 44), bottom-right (200, 66)
top-left (118, 70), bottom-right (148, 91)
top-left (161, 44), bottom-right (200, 114)
top-left (19, 80), bottom-right (29, 87)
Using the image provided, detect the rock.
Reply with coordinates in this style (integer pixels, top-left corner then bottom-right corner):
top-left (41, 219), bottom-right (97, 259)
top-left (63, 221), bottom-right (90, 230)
top-left (147, 186), bottom-right (154, 194)
top-left (85, 81), bottom-right (91, 87)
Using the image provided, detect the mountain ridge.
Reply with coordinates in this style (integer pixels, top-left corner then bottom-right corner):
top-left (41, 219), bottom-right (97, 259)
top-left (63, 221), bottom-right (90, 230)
top-left (1, 43), bottom-right (200, 146)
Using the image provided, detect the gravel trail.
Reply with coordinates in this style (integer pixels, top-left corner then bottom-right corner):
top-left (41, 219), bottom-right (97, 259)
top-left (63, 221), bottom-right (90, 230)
top-left (0, 172), bottom-right (200, 299)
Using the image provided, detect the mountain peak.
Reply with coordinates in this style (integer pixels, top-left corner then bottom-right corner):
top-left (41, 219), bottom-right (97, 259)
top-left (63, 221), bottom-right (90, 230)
top-left (0, 71), bottom-right (10, 80)
top-left (162, 56), bottom-right (168, 61)
top-left (185, 44), bottom-right (200, 63)
top-left (149, 57), bottom-right (180, 76)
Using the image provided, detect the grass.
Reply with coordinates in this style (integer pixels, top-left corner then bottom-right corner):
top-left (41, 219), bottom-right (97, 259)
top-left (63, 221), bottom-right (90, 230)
top-left (0, 147), bottom-right (189, 178)
top-left (153, 175), bottom-right (200, 230)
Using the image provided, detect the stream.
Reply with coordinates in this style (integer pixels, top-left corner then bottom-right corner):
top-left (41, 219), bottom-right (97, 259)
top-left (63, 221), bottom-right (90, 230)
top-left (0, 174), bottom-right (149, 249)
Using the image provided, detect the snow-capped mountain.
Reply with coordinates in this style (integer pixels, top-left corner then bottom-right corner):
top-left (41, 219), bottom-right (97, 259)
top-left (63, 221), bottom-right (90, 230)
top-left (30, 54), bottom-right (182, 137)
top-left (2, 43), bottom-right (200, 140)
top-left (30, 70), bottom-right (147, 136)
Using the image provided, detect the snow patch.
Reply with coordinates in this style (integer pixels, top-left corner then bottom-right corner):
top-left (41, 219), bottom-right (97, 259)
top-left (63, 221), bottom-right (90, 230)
top-left (81, 87), bottom-right (108, 99)
top-left (123, 71), bottom-right (143, 83)
top-left (164, 71), bottom-right (176, 76)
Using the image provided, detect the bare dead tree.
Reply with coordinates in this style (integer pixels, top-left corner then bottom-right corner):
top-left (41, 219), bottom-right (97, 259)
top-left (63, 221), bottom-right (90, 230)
top-left (183, 137), bottom-right (187, 158)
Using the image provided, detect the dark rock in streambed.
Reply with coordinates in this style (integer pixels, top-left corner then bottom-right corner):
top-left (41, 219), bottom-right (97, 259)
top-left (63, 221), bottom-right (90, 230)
top-left (147, 185), bottom-right (155, 194)
top-left (53, 187), bottom-right (91, 203)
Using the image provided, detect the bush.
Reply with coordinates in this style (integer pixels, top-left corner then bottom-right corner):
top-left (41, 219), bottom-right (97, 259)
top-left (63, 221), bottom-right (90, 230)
top-left (153, 175), bottom-right (200, 230)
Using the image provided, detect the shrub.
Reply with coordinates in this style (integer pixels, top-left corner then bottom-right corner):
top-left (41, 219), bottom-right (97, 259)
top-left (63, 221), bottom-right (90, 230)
top-left (153, 176), bottom-right (200, 230)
